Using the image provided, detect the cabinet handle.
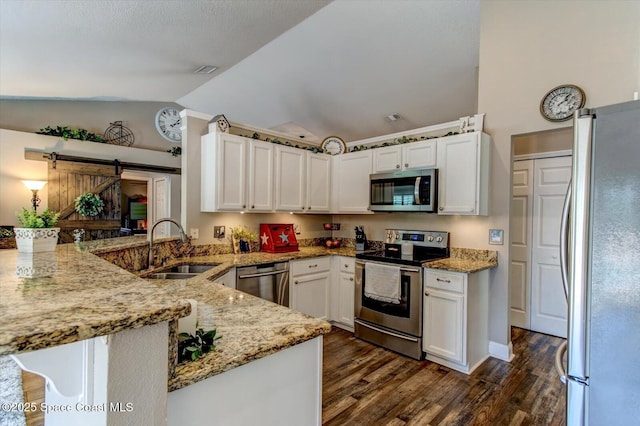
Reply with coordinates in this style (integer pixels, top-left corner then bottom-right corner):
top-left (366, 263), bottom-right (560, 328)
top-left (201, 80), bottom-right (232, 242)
top-left (436, 278), bottom-right (451, 283)
top-left (424, 291), bottom-right (429, 296)
top-left (439, 206), bottom-right (444, 211)
top-left (308, 206), bottom-right (311, 210)
top-left (344, 264), bottom-right (348, 268)
top-left (396, 164), bottom-right (400, 168)
top-left (350, 277), bottom-right (354, 281)
top-left (251, 205), bottom-right (255, 209)
top-left (294, 280), bottom-right (299, 285)
top-left (405, 163), bottom-right (409, 168)
top-left (242, 205), bottom-right (246, 209)
top-left (308, 264), bottom-right (318, 268)
top-left (301, 206), bottom-right (305, 210)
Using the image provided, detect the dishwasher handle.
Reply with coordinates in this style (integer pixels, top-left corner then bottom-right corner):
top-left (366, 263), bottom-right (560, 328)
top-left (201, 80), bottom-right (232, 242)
top-left (238, 269), bottom-right (287, 279)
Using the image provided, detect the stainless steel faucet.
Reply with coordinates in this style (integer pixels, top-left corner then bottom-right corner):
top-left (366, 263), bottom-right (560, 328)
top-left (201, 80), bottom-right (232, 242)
top-left (148, 218), bottom-right (189, 269)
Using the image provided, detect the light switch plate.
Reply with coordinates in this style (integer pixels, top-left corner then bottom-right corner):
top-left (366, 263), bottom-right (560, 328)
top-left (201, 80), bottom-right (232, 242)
top-left (190, 228), bottom-right (199, 239)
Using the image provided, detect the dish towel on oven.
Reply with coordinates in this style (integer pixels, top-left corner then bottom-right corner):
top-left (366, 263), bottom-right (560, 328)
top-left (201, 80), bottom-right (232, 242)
top-left (364, 263), bottom-right (401, 304)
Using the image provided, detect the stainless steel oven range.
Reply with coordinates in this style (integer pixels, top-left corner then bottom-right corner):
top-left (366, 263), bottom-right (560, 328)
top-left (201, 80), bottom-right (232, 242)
top-left (355, 229), bottom-right (449, 359)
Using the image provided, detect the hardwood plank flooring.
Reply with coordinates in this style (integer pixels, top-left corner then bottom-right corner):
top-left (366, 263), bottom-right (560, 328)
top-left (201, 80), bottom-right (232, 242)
top-left (21, 326), bottom-right (565, 426)
top-left (323, 327), bottom-right (566, 426)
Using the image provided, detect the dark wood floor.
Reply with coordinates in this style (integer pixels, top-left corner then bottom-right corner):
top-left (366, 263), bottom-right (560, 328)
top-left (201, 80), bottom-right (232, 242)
top-left (23, 326), bottom-right (565, 426)
top-left (322, 327), bottom-right (566, 426)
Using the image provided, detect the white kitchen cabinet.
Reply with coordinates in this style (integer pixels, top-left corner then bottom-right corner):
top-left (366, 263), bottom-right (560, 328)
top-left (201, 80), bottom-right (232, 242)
top-left (436, 132), bottom-right (490, 215)
top-left (332, 150), bottom-right (373, 213)
top-left (305, 153), bottom-right (331, 212)
top-left (423, 268), bottom-right (489, 374)
top-left (247, 140), bottom-right (275, 212)
top-left (201, 133), bottom-right (274, 212)
top-left (275, 146), bottom-right (331, 213)
top-left (290, 257), bottom-right (330, 320)
top-left (331, 256), bottom-right (355, 329)
top-left (372, 139), bottom-right (437, 173)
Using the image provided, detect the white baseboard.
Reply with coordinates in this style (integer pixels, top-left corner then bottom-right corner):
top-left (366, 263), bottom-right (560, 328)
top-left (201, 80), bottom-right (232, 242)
top-left (489, 340), bottom-right (514, 362)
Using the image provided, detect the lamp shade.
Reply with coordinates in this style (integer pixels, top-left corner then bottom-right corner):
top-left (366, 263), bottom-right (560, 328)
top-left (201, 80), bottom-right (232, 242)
top-left (22, 180), bottom-right (47, 191)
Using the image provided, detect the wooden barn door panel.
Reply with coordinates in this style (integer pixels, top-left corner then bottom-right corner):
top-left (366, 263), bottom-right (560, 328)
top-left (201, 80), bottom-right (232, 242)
top-left (48, 160), bottom-right (122, 242)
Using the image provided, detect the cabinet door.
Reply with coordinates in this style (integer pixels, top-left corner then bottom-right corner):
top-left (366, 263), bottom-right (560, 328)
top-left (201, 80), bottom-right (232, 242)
top-left (372, 146), bottom-right (402, 173)
top-left (291, 272), bottom-right (330, 320)
top-left (338, 271), bottom-right (355, 327)
top-left (437, 134), bottom-right (479, 215)
top-left (247, 140), bottom-right (274, 212)
top-left (306, 153), bottom-right (331, 212)
top-left (403, 140), bottom-right (436, 169)
top-left (275, 146), bottom-right (306, 211)
top-left (217, 134), bottom-right (247, 211)
top-left (333, 151), bottom-right (372, 213)
top-left (423, 288), bottom-right (465, 364)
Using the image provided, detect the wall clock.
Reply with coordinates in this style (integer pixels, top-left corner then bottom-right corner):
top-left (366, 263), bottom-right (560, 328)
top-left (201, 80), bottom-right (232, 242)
top-left (155, 107), bottom-right (182, 142)
top-left (321, 136), bottom-right (346, 155)
top-left (540, 84), bottom-right (586, 122)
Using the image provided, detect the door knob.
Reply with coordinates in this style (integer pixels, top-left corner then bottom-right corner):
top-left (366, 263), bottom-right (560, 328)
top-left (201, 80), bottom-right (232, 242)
top-left (424, 291), bottom-right (429, 296)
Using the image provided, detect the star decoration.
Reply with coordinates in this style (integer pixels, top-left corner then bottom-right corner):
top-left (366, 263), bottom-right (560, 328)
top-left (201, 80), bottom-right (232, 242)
top-left (279, 232), bottom-right (289, 244)
top-left (260, 232), bottom-right (269, 246)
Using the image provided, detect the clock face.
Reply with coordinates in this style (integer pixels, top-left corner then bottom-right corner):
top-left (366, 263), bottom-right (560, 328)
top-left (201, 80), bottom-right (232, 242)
top-left (155, 107), bottom-right (182, 142)
top-left (540, 85), bottom-right (586, 122)
top-left (321, 136), bottom-right (346, 155)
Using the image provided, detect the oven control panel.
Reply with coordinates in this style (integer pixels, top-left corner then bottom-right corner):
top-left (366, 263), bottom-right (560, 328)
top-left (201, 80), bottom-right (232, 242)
top-left (384, 229), bottom-right (449, 249)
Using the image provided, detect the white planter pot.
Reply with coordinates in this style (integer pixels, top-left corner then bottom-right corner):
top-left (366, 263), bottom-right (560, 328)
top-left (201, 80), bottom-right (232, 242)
top-left (14, 227), bottom-right (60, 253)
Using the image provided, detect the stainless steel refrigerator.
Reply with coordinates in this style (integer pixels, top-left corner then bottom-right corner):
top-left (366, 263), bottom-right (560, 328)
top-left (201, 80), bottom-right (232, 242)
top-left (558, 100), bottom-right (640, 425)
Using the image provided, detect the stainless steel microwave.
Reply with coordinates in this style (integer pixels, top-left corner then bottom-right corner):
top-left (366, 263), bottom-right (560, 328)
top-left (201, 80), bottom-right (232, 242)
top-left (369, 169), bottom-right (437, 212)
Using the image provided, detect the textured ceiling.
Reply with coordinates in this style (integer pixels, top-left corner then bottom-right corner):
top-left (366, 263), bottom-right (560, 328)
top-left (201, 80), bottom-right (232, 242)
top-left (0, 0), bottom-right (481, 144)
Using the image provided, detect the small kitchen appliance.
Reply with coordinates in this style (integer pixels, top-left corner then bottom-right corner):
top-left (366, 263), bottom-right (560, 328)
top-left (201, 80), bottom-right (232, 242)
top-left (355, 229), bottom-right (449, 359)
top-left (259, 224), bottom-right (299, 253)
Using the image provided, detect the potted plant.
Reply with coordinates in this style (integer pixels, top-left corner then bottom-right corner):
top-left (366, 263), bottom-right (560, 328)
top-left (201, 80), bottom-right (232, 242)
top-left (75, 192), bottom-right (104, 217)
top-left (230, 226), bottom-right (257, 253)
top-left (14, 208), bottom-right (61, 253)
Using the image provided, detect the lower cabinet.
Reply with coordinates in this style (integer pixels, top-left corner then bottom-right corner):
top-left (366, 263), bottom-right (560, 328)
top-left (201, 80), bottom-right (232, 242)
top-left (423, 268), bottom-right (489, 374)
top-left (331, 256), bottom-right (355, 329)
top-left (290, 257), bottom-right (331, 320)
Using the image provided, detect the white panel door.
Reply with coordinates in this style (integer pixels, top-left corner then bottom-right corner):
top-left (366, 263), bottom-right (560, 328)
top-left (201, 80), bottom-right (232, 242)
top-left (510, 160), bottom-right (533, 329)
top-left (333, 151), bottom-right (372, 213)
top-left (306, 153), bottom-right (331, 212)
top-left (275, 145), bottom-right (305, 212)
top-left (530, 156), bottom-right (571, 337)
top-left (247, 140), bottom-right (274, 212)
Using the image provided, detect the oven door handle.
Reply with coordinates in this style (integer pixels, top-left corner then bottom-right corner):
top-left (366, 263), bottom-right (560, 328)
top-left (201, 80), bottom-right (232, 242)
top-left (354, 319), bottom-right (419, 342)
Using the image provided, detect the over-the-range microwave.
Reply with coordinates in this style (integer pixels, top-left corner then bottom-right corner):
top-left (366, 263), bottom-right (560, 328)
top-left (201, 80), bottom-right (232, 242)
top-left (369, 169), bottom-right (437, 212)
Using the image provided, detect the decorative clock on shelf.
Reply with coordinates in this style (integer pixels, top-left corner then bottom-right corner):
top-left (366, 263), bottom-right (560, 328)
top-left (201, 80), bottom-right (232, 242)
top-left (155, 107), bottom-right (182, 142)
top-left (321, 136), bottom-right (346, 155)
top-left (540, 84), bottom-right (586, 122)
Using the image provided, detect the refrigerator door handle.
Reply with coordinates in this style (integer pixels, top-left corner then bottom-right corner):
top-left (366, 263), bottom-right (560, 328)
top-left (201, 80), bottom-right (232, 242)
top-left (560, 184), bottom-right (571, 300)
top-left (555, 340), bottom-right (568, 384)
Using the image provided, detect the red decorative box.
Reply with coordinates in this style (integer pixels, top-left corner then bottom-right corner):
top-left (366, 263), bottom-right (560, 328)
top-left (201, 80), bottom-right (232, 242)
top-left (259, 224), bottom-right (299, 253)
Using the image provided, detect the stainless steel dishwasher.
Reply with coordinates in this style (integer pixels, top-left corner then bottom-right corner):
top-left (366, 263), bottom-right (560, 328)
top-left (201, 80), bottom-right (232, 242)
top-left (236, 262), bottom-right (290, 306)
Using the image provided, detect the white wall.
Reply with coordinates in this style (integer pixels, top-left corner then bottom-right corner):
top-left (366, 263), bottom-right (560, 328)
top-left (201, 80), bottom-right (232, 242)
top-left (477, 1), bottom-right (640, 348)
top-left (0, 129), bottom-right (180, 226)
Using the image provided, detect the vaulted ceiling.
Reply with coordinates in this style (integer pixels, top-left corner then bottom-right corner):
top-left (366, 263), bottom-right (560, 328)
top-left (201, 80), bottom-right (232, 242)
top-left (0, 0), bottom-right (481, 143)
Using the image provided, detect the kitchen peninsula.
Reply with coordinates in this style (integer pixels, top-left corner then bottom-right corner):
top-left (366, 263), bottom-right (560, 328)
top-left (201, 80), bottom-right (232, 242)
top-left (0, 238), bottom-right (331, 426)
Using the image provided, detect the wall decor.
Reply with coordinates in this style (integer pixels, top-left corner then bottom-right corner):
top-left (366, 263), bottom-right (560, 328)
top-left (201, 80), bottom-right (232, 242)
top-left (155, 106), bottom-right (182, 142)
top-left (210, 114), bottom-right (230, 133)
top-left (37, 125), bottom-right (104, 143)
top-left (540, 84), bottom-right (586, 122)
top-left (103, 121), bottom-right (135, 146)
top-left (489, 229), bottom-right (504, 245)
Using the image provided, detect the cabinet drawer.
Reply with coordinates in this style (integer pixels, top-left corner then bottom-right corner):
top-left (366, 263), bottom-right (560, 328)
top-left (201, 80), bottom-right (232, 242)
top-left (291, 257), bottom-right (331, 276)
top-left (339, 257), bottom-right (355, 273)
top-left (425, 270), bottom-right (464, 293)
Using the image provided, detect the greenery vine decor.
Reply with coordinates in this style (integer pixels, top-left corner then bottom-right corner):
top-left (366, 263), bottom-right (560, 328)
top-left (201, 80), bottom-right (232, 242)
top-left (16, 208), bottom-right (60, 228)
top-left (74, 193), bottom-right (104, 217)
top-left (350, 131), bottom-right (460, 152)
top-left (178, 327), bottom-right (221, 362)
top-left (237, 131), bottom-right (322, 154)
top-left (167, 146), bottom-right (182, 157)
top-left (37, 126), bottom-right (105, 143)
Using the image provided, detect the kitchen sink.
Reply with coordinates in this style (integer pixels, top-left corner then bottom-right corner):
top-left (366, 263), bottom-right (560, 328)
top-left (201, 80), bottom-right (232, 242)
top-left (146, 272), bottom-right (199, 280)
top-left (168, 264), bottom-right (219, 274)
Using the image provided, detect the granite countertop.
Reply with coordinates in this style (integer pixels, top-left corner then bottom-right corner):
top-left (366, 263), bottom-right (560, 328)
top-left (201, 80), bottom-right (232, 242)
top-left (422, 248), bottom-right (498, 273)
top-left (0, 245), bottom-right (191, 355)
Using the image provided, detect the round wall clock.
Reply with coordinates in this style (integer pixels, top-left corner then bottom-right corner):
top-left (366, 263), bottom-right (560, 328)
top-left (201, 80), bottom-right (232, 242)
top-left (155, 107), bottom-right (182, 142)
top-left (540, 84), bottom-right (586, 122)
top-left (321, 136), bottom-right (346, 155)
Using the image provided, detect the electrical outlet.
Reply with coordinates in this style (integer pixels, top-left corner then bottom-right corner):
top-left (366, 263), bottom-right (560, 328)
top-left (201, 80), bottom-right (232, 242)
top-left (190, 228), bottom-right (199, 239)
top-left (214, 226), bottom-right (225, 239)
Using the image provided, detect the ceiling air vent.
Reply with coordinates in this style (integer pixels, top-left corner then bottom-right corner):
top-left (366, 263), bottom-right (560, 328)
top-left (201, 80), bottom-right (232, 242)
top-left (195, 65), bottom-right (217, 74)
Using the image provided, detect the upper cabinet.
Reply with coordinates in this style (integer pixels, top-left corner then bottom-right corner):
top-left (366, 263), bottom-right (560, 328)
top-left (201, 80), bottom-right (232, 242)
top-left (372, 139), bottom-right (437, 173)
top-left (274, 145), bottom-right (331, 213)
top-left (332, 150), bottom-right (373, 213)
top-left (437, 132), bottom-right (490, 216)
top-left (201, 133), bottom-right (274, 212)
